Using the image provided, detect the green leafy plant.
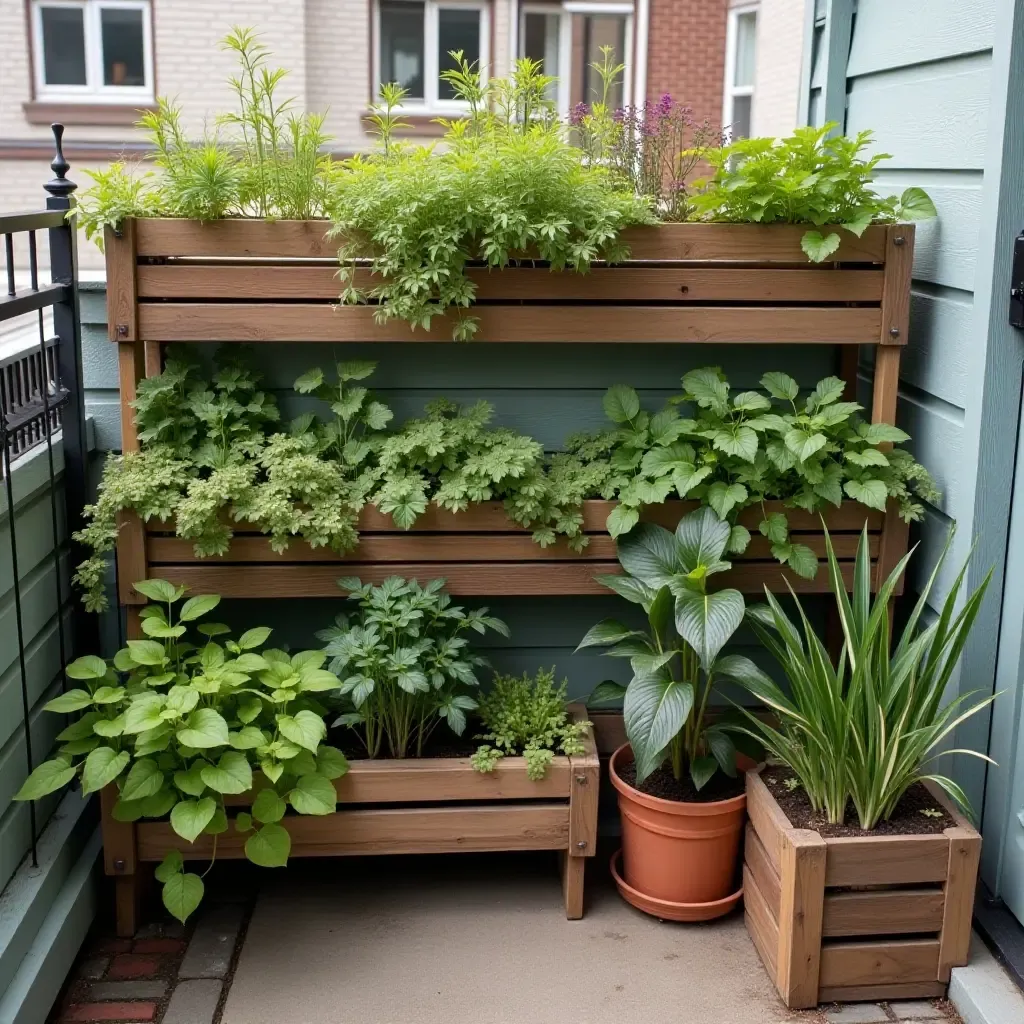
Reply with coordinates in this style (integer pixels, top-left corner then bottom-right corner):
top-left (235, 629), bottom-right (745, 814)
top-left (14, 582), bottom-right (346, 922)
top-left (330, 53), bottom-right (654, 340)
top-left (691, 124), bottom-right (937, 260)
top-left (577, 507), bottom-right (759, 789)
top-left (471, 668), bottom-right (589, 780)
top-left (319, 577), bottom-right (510, 758)
top-left (559, 367), bottom-right (938, 578)
top-left (73, 162), bottom-right (163, 250)
top-left (732, 525), bottom-right (994, 829)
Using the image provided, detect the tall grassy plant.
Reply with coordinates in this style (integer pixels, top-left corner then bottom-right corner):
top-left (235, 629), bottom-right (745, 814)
top-left (734, 524), bottom-right (994, 829)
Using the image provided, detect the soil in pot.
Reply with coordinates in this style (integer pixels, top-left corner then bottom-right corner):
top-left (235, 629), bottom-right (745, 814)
top-left (616, 760), bottom-right (745, 804)
top-left (760, 764), bottom-right (955, 837)
top-left (609, 744), bottom-right (745, 918)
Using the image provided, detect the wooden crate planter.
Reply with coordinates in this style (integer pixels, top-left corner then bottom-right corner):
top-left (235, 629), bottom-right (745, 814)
top-left (101, 707), bottom-right (599, 937)
top-left (743, 768), bottom-right (981, 1008)
top-left (106, 218), bottom-right (915, 606)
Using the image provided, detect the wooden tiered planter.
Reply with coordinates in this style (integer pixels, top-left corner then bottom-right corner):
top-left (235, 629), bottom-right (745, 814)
top-left (102, 705), bottom-right (599, 937)
top-left (106, 218), bottom-right (915, 608)
top-left (743, 768), bottom-right (981, 1008)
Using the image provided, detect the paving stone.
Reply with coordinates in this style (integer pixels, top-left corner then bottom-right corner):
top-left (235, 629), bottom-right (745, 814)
top-left (162, 979), bottom-right (222, 1024)
top-left (825, 1006), bottom-right (891, 1024)
top-left (89, 980), bottom-right (169, 1001)
top-left (62, 1001), bottom-right (157, 1021)
top-left (178, 904), bottom-right (244, 979)
top-left (108, 954), bottom-right (161, 980)
top-left (889, 1000), bottom-right (946, 1019)
top-left (93, 938), bottom-right (132, 955)
top-left (78, 957), bottom-right (108, 981)
top-left (133, 937), bottom-right (186, 955)
top-left (135, 921), bottom-right (186, 940)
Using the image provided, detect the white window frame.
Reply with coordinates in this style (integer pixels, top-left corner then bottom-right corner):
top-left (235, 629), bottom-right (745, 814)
top-left (564, 1), bottom-right (635, 110)
top-left (519, 3), bottom-right (572, 114)
top-left (374, 0), bottom-right (491, 113)
top-left (722, 3), bottom-right (757, 140)
top-left (31, 0), bottom-right (154, 103)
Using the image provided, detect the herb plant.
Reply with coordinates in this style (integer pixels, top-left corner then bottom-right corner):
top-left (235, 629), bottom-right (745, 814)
top-left (690, 124), bottom-right (937, 261)
top-left (319, 577), bottom-right (509, 758)
top-left (578, 507), bottom-right (759, 789)
top-left (471, 669), bottom-right (589, 780)
top-left (732, 526), bottom-right (994, 829)
top-left (14, 582), bottom-right (346, 923)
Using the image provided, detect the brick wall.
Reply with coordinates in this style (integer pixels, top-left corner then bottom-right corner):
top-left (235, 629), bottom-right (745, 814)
top-left (645, 0), bottom-right (729, 125)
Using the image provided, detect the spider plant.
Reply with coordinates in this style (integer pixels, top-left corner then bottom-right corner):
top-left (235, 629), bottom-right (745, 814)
top-left (731, 523), bottom-right (994, 829)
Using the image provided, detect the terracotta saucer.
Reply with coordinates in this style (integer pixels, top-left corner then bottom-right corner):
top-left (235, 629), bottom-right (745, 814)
top-left (609, 849), bottom-right (743, 922)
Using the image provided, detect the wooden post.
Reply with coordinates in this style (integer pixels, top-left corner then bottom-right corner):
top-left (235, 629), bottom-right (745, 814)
top-left (564, 704), bottom-right (598, 919)
top-left (100, 785), bottom-right (141, 937)
top-left (937, 827), bottom-right (982, 981)
top-left (776, 829), bottom-right (827, 1009)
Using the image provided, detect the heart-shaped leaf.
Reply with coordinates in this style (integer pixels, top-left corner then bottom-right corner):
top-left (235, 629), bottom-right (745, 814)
top-left (277, 710), bottom-right (326, 753)
top-left (81, 747), bottom-right (130, 794)
top-left (616, 523), bottom-right (680, 588)
top-left (288, 773), bottom-right (337, 815)
top-left (43, 689), bottom-right (94, 713)
top-left (177, 709), bottom-right (230, 749)
top-left (674, 588), bottom-right (745, 674)
top-left (65, 656), bottom-right (109, 681)
top-left (121, 758), bottom-right (165, 802)
top-left (245, 822), bottom-right (291, 867)
top-left (179, 595), bottom-right (221, 622)
top-left (162, 872), bottom-right (204, 924)
top-left (623, 672), bottom-right (694, 783)
top-left (200, 751), bottom-right (252, 795)
top-left (170, 797), bottom-right (217, 843)
top-left (14, 758), bottom-right (76, 800)
top-left (252, 787), bottom-right (287, 824)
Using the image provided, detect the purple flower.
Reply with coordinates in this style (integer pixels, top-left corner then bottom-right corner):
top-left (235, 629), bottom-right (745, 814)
top-left (612, 107), bottom-right (625, 123)
top-left (656, 93), bottom-right (673, 117)
top-left (570, 102), bottom-right (589, 126)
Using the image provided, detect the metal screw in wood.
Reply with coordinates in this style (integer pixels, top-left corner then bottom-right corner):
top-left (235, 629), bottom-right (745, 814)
top-left (889, 327), bottom-right (900, 338)
top-left (576, 841), bottom-right (587, 849)
top-left (117, 324), bottom-right (128, 337)
top-left (575, 774), bottom-right (587, 784)
top-left (893, 235), bottom-right (906, 246)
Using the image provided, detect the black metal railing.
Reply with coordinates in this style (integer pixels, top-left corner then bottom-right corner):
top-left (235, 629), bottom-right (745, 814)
top-left (0, 124), bottom-right (94, 867)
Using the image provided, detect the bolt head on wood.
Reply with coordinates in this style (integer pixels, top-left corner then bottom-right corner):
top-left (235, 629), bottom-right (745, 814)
top-left (889, 327), bottom-right (900, 338)
top-left (574, 774), bottom-right (587, 784)
top-left (893, 235), bottom-right (906, 246)
top-left (117, 324), bottom-right (128, 337)
top-left (114, 858), bottom-right (125, 872)
top-left (576, 841), bottom-right (587, 849)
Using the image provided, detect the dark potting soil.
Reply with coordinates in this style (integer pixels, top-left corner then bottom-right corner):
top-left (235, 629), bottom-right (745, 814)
top-left (333, 725), bottom-right (483, 761)
top-left (760, 763), bottom-right (955, 837)
top-left (617, 760), bottom-right (746, 804)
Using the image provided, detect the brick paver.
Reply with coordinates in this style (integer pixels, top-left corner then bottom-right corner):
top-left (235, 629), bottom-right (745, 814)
top-left (108, 955), bottom-right (161, 980)
top-left (62, 1001), bottom-right (157, 1022)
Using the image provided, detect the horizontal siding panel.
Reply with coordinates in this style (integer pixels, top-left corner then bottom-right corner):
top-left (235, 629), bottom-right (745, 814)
top-left (846, 56), bottom-right (991, 170)
top-left (897, 391), bottom-right (967, 523)
top-left (904, 287), bottom-right (974, 408)
top-left (847, 0), bottom-right (994, 76)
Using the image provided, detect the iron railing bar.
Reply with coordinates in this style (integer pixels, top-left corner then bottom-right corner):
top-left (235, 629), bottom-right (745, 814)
top-left (29, 231), bottom-right (39, 292)
top-left (0, 335), bottom-right (58, 372)
top-left (0, 283), bottom-right (70, 322)
top-left (4, 235), bottom-right (13, 297)
top-left (0, 211), bottom-right (66, 234)
top-left (1, 389), bottom-right (70, 433)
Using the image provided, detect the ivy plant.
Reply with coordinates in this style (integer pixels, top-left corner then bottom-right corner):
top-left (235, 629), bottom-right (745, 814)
top-left (14, 582), bottom-right (346, 923)
top-left (319, 577), bottom-right (510, 758)
top-left (690, 123), bottom-right (937, 261)
top-left (471, 668), bottom-right (590, 780)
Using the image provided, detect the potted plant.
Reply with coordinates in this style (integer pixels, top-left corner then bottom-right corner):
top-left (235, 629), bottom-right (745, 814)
top-left (732, 526), bottom-right (992, 1007)
top-left (577, 506), bottom-right (762, 920)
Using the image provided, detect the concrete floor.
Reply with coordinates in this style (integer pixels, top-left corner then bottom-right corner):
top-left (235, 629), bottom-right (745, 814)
top-left (220, 851), bottom-right (805, 1024)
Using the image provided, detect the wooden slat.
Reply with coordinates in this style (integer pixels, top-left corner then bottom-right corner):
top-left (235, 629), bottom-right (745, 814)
top-left (146, 500), bottom-right (885, 535)
top-left (116, 338), bottom-right (147, 606)
top-left (745, 823), bottom-right (781, 920)
top-left (878, 224), bottom-right (914, 346)
top-left (938, 826), bottom-right (982, 981)
top-left (137, 303), bottom-right (883, 344)
top-left (817, 981), bottom-right (947, 1004)
top-left (99, 785), bottom-right (136, 877)
top-left (822, 889), bottom-right (946, 938)
top-left (146, 531), bottom-right (877, 565)
top-left (133, 219), bottom-right (889, 263)
top-left (136, 804), bottom-right (570, 859)
top-left (561, 851), bottom-right (586, 920)
top-left (777, 829), bottom-right (827, 1009)
top-left (875, 503), bottom-right (911, 591)
top-left (872, 345), bottom-right (902, 428)
top-left (145, 560), bottom-right (862, 597)
top-left (743, 865), bottom-right (780, 979)
top-left (137, 263), bottom-right (885, 303)
top-left (824, 835), bottom-right (950, 887)
top-left (567, 704), bottom-right (599, 858)
top-left (745, 770), bottom-right (790, 874)
top-left (105, 222), bottom-right (137, 342)
top-left (818, 938), bottom-right (940, 988)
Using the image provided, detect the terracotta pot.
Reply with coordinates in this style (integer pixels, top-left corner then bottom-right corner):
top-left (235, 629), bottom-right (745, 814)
top-left (608, 744), bottom-right (746, 918)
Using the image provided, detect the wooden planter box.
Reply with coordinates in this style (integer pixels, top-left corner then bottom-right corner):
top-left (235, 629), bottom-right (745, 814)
top-left (743, 768), bottom-right (982, 1008)
top-left (106, 219), bottom-right (914, 609)
top-left (101, 706), bottom-right (598, 937)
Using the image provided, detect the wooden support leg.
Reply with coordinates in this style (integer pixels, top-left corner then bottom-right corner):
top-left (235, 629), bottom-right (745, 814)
top-left (114, 875), bottom-right (141, 938)
top-left (561, 852), bottom-right (586, 920)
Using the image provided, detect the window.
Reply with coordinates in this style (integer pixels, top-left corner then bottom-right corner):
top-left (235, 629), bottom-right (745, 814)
top-left (376, 1), bottom-right (489, 109)
top-left (723, 5), bottom-right (757, 140)
top-left (31, 0), bottom-right (153, 102)
top-left (519, 3), bottom-right (634, 115)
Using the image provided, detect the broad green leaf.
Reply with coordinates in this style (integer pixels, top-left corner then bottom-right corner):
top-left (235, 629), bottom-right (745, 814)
top-left (786, 543), bottom-right (819, 579)
top-left (898, 187), bottom-right (937, 221)
top-left (808, 376), bottom-right (845, 409)
top-left (293, 368), bottom-right (324, 393)
top-left (93, 715), bottom-right (126, 737)
top-left (288, 773), bottom-right (337, 815)
top-left (675, 588), bottom-right (746, 674)
top-left (154, 849), bottom-right (183, 883)
top-left (801, 229), bottom-right (842, 262)
top-left (606, 504), bottom-right (640, 538)
top-left (586, 680), bottom-right (627, 707)
top-left (760, 371), bottom-right (799, 401)
top-left (671, 464), bottom-right (712, 497)
top-left (174, 764), bottom-right (207, 797)
top-left (81, 746), bottom-right (130, 794)
top-left (245, 822), bottom-right (291, 867)
top-left (235, 812), bottom-right (253, 832)
top-left (65, 656), bottom-right (108, 681)
top-left (712, 426), bottom-right (758, 462)
top-left (727, 524), bottom-right (751, 555)
top-left (707, 481), bottom-right (748, 520)
top-left (204, 806), bottom-right (228, 835)
top-left (229, 726), bottom-right (266, 750)
top-left (121, 758), bottom-right (165, 802)
top-left (43, 689), bottom-right (94, 713)
top-left (177, 708), bottom-right (230, 749)
top-left (844, 478), bottom-right (889, 510)
top-left (162, 872), bottom-right (204, 924)
top-left (575, 619), bottom-right (639, 652)
top-left (112, 797), bottom-right (145, 822)
top-left (142, 619), bottom-right (187, 640)
top-left (133, 579), bottom-right (181, 604)
top-left (278, 710), bottom-right (326, 752)
top-left (859, 423), bottom-right (910, 445)
top-left (124, 696), bottom-right (165, 735)
top-left (682, 368), bottom-right (729, 414)
top-left (170, 797), bottom-right (217, 842)
top-left (127, 640), bottom-right (166, 666)
top-left (238, 627), bottom-right (272, 650)
top-left (732, 391), bottom-right (772, 413)
top-left (603, 384), bottom-right (640, 424)
top-left (316, 745), bottom-right (349, 781)
top-left (338, 359), bottom-right (376, 381)
top-left (237, 697), bottom-right (262, 724)
top-left (616, 522), bottom-right (680, 588)
top-left (13, 758), bottom-right (76, 800)
top-left (140, 787), bottom-right (177, 818)
top-left (165, 685), bottom-right (200, 715)
top-left (252, 787), bottom-right (287, 824)
top-left (624, 672), bottom-right (694, 783)
top-left (92, 686), bottom-right (125, 705)
top-left (179, 595), bottom-right (221, 622)
top-left (200, 751), bottom-right (252, 795)
top-left (759, 513), bottom-right (788, 545)
top-left (784, 428), bottom-right (827, 463)
top-left (846, 448), bottom-right (889, 468)
top-left (690, 756), bottom-right (719, 791)
top-left (675, 506), bottom-right (731, 571)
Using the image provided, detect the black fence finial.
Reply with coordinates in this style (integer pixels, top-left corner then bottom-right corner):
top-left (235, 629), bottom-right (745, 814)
top-left (44, 123), bottom-right (77, 200)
